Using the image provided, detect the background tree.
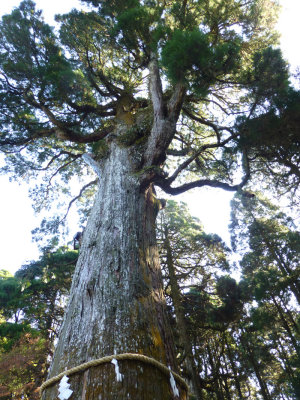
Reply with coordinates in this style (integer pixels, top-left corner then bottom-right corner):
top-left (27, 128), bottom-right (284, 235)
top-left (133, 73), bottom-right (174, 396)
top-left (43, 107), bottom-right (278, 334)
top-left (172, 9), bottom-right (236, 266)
top-left (0, 333), bottom-right (48, 400)
top-left (0, 247), bottom-right (77, 399)
top-left (230, 193), bottom-right (300, 305)
top-left (230, 193), bottom-right (300, 399)
top-left (157, 200), bottom-right (230, 399)
top-left (157, 199), bottom-right (299, 399)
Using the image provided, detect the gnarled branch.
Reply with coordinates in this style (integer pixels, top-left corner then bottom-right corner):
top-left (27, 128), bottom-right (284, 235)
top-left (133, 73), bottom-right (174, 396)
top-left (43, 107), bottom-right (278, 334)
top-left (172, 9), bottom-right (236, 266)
top-left (156, 173), bottom-right (250, 195)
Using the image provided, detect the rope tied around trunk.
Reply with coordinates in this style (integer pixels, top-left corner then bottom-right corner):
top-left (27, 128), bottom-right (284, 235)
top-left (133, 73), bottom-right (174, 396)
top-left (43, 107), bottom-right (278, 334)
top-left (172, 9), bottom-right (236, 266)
top-left (40, 352), bottom-right (188, 394)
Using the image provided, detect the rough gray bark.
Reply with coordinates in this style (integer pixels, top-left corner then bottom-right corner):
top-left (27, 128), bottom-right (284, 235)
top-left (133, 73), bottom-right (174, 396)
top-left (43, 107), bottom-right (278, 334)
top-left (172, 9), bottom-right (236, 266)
top-left (42, 134), bottom-right (186, 399)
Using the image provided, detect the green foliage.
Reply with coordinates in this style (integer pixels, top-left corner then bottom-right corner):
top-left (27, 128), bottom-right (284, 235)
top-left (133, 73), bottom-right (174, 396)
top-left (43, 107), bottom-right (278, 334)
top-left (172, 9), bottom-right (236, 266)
top-left (0, 322), bottom-right (34, 353)
top-left (85, 0), bottom-right (140, 16)
top-left (228, 192), bottom-right (300, 398)
top-left (213, 276), bottom-right (244, 322)
top-left (236, 87), bottom-right (300, 195)
top-left (0, 247), bottom-right (77, 398)
top-left (158, 200), bottom-right (230, 274)
top-left (230, 192), bottom-right (300, 303)
top-left (0, 276), bottom-right (23, 322)
top-left (0, 247), bottom-right (77, 337)
top-left (14, 248), bottom-right (77, 331)
top-left (0, 0), bottom-right (291, 229)
top-left (250, 47), bottom-right (290, 101)
top-left (0, 0), bottom-right (76, 102)
top-left (113, 6), bottom-right (156, 50)
top-left (161, 29), bottom-right (241, 95)
top-left (0, 332), bottom-right (47, 400)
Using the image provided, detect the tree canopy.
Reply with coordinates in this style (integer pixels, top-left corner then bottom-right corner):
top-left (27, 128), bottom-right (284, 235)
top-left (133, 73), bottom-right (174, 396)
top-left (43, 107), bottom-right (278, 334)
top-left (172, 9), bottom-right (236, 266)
top-left (1, 0), bottom-right (298, 224)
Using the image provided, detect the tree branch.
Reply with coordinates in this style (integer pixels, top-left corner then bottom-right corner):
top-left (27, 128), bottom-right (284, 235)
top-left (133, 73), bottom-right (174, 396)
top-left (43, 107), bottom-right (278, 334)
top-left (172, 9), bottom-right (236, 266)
top-left (66, 100), bottom-right (116, 117)
top-left (167, 82), bottom-right (186, 122)
top-left (59, 179), bottom-right (98, 224)
top-left (37, 105), bottom-right (114, 143)
top-left (143, 56), bottom-right (186, 167)
top-left (156, 174), bottom-right (250, 195)
top-left (0, 127), bottom-right (56, 147)
top-left (82, 153), bottom-right (102, 178)
top-left (29, 151), bottom-right (81, 171)
top-left (148, 53), bottom-right (165, 118)
top-left (47, 156), bottom-right (81, 191)
top-left (166, 148), bottom-right (191, 156)
top-left (167, 134), bottom-right (237, 184)
top-left (183, 107), bottom-right (234, 140)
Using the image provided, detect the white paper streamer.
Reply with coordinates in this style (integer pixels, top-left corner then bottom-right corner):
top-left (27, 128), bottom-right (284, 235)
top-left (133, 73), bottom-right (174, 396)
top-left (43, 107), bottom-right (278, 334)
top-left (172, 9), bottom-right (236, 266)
top-left (111, 358), bottom-right (124, 382)
top-left (169, 368), bottom-right (179, 397)
top-left (58, 375), bottom-right (73, 400)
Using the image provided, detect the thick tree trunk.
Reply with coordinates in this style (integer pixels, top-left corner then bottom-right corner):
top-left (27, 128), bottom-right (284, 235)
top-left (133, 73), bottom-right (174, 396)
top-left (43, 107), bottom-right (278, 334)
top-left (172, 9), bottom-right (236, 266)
top-left (42, 138), bottom-right (186, 399)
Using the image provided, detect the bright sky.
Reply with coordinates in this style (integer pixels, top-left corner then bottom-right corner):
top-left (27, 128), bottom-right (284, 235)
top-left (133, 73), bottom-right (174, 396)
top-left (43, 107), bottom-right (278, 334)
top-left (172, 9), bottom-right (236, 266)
top-left (0, 0), bottom-right (299, 273)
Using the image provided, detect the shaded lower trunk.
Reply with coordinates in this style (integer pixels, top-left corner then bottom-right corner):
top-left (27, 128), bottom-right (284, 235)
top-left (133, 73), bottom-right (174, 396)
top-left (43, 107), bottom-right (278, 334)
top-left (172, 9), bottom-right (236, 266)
top-left (42, 140), bottom-right (186, 399)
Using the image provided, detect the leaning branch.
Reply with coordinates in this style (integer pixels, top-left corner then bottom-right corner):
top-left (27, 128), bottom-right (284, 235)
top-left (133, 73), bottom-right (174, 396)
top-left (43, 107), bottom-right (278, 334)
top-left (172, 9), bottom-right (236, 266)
top-left (66, 100), bottom-right (116, 117)
top-left (156, 174), bottom-right (250, 195)
top-left (46, 156), bottom-right (82, 194)
top-left (59, 179), bottom-right (98, 224)
top-left (21, 89), bottom-right (114, 144)
top-left (40, 105), bottom-right (114, 143)
top-left (85, 48), bottom-right (123, 97)
top-left (27, 151), bottom-right (81, 172)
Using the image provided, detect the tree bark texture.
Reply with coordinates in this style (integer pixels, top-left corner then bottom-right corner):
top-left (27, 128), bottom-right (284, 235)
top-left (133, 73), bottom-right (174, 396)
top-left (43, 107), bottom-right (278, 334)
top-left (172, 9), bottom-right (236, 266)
top-left (42, 136), bottom-right (186, 399)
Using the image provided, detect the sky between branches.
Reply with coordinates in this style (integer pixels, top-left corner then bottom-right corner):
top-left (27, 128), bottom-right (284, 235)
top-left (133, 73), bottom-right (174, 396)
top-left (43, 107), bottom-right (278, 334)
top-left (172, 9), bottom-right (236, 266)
top-left (0, 0), bottom-right (299, 273)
